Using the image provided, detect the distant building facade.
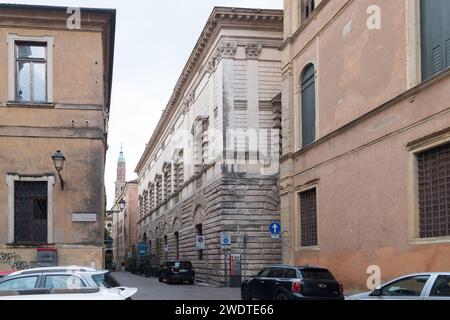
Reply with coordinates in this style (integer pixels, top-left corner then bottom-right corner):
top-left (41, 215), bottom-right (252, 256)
top-left (281, 0), bottom-right (450, 291)
top-left (136, 7), bottom-right (284, 285)
top-left (0, 4), bottom-right (115, 271)
top-left (112, 150), bottom-right (139, 267)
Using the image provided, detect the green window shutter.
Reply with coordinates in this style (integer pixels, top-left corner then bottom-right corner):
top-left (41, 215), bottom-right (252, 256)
top-left (301, 64), bottom-right (316, 148)
top-left (421, 0), bottom-right (450, 80)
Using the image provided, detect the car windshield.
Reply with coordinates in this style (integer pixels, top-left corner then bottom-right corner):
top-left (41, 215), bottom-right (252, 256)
top-left (301, 269), bottom-right (335, 280)
top-left (92, 273), bottom-right (112, 288)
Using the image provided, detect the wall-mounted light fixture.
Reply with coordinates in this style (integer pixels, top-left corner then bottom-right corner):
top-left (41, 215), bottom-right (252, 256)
top-left (52, 150), bottom-right (66, 190)
top-left (112, 199), bottom-right (126, 213)
top-left (119, 198), bottom-right (126, 211)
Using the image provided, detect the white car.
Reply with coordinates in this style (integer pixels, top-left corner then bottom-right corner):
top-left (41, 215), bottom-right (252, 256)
top-left (0, 287), bottom-right (137, 300)
top-left (347, 272), bottom-right (450, 300)
top-left (0, 266), bottom-right (137, 300)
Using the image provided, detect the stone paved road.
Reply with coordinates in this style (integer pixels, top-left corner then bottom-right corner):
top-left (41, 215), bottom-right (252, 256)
top-left (110, 272), bottom-right (241, 300)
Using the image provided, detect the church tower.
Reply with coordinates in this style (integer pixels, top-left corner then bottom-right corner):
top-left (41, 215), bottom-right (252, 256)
top-left (115, 146), bottom-right (126, 199)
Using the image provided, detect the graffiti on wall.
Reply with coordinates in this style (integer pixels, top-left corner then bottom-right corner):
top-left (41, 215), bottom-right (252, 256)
top-left (0, 252), bottom-right (34, 270)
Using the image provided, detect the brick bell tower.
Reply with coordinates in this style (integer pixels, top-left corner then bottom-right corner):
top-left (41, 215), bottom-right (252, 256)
top-left (115, 145), bottom-right (126, 199)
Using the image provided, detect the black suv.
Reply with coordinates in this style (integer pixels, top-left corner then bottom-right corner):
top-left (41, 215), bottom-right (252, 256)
top-left (241, 265), bottom-right (344, 300)
top-left (158, 261), bottom-right (195, 285)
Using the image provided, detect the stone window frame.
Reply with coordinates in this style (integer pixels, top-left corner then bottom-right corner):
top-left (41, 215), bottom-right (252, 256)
top-left (6, 174), bottom-right (55, 245)
top-left (407, 130), bottom-right (450, 245)
top-left (294, 180), bottom-right (320, 252)
top-left (7, 33), bottom-right (55, 104)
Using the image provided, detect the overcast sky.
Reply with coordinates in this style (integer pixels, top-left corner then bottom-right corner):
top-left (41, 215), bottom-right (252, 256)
top-left (3, 0), bottom-right (282, 208)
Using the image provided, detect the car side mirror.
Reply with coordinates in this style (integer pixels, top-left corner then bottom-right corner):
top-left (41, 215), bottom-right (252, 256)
top-left (370, 288), bottom-right (382, 296)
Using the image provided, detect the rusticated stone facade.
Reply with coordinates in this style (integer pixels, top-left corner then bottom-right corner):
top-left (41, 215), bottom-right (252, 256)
top-left (136, 7), bottom-right (284, 285)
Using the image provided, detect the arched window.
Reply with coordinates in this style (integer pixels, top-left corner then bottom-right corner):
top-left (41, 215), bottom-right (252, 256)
top-left (420, 0), bottom-right (450, 80)
top-left (300, 64), bottom-right (316, 147)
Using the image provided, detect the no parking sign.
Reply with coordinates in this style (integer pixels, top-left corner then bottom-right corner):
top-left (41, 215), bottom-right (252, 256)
top-left (196, 235), bottom-right (206, 250)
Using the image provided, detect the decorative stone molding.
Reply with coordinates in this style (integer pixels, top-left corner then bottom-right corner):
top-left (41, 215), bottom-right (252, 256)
top-left (245, 43), bottom-right (263, 59)
top-left (216, 41), bottom-right (237, 62)
top-left (206, 57), bottom-right (216, 74)
top-left (192, 192), bottom-right (208, 225)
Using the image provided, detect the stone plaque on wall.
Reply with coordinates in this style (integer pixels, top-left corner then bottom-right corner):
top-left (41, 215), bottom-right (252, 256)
top-left (72, 213), bottom-right (97, 222)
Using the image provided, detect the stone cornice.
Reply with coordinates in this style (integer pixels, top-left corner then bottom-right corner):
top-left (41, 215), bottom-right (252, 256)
top-left (135, 7), bottom-right (283, 174)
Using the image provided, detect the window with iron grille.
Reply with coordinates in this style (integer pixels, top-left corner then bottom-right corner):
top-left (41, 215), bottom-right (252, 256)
top-left (418, 143), bottom-right (450, 238)
top-left (301, 0), bottom-right (316, 22)
top-left (300, 188), bottom-right (318, 247)
top-left (14, 181), bottom-right (48, 244)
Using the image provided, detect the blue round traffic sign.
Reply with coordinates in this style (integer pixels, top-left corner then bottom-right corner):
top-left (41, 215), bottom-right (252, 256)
top-left (269, 222), bottom-right (281, 235)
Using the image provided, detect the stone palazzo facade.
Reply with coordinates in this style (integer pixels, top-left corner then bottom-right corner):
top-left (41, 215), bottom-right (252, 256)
top-left (136, 7), bottom-right (283, 285)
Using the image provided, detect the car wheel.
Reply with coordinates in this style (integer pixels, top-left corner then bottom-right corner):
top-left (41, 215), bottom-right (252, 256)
top-left (167, 276), bottom-right (173, 285)
top-left (241, 287), bottom-right (252, 300)
top-left (189, 278), bottom-right (195, 285)
top-left (158, 276), bottom-right (163, 282)
top-left (276, 292), bottom-right (290, 300)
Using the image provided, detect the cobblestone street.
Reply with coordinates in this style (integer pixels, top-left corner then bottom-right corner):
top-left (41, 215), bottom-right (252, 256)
top-left (110, 272), bottom-right (241, 300)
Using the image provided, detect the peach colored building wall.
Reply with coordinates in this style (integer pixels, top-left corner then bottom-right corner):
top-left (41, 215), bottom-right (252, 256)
top-left (281, 0), bottom-right (450, 291)
top-left (0, 5), bottom-right (115, 271)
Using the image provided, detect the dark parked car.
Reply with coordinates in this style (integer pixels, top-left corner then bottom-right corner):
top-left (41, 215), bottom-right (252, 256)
top-left (158, 261), bottom-right (195, 285)
top-left (241, 265), bottom-right (344, 300)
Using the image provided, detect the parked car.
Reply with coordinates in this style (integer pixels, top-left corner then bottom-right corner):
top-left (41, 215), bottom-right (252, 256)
top-left (158, 261), bottom-right (195, 284)
top-left (241, 265), bottom-right (344, 300)
top-left (0, 266), bottom-right (118, 291)
top-left (0, 286), bottom-right (137, 300)
top-left (346, 272), bottom-right (450, 300)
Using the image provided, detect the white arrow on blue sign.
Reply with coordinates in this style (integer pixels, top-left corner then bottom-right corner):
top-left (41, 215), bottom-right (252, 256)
top-left (269, 222), bottom-right (281, 235)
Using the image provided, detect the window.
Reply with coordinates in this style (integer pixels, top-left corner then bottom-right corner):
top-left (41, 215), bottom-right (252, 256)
top-left (268, 268), bottom-right (285, 278)
top-left (301, 269), bottom-right (335, 280)
top-left (163, 162), bottom-right (172, 201)
top-left (174, 150), bottom-right (184, 192)
top-left (43, 275), bottom-right (86, 289)
top-left (300, 188), bottom-right (318, 247)
top-left (301, 0), bottom-right (316, 21)
top-left (164, 235), bottom-right (168, 260)
top-left (430, 275), bottom-right (450, 297)
top-left (257, 268), bottom-right (271, 278)
top-left (155, 175), bottom-right (162, 206)
top-left (300, 64), bottom-right (316, 148)
top-left (417, 143), bottom-right (450, 239)
top-left (15, 43), bottom-right (47, 102)
top-left (381, 275), bottom-right (430, 296)
top-left (192, 117), bottom-right (209, 174)
top-left (0, 276), bottom-right (39, 290)
top-left (7, 34), bottom-right (54, 103)
top-left (196, 224), bottom-right (203, 260)
top-left (284, 269), bottom-right (298, 279)
top-left (14, 181), bottom-right (48, 244)
top-left (420, 0), bottom-right (450, 80)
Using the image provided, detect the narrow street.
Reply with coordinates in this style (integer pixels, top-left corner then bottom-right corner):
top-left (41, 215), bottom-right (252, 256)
top-left (110, 272), bottom-right (241, 300)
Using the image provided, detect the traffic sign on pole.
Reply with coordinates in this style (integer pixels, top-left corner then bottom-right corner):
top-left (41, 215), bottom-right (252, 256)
top-left (269, 222), bottom-right (281, 239)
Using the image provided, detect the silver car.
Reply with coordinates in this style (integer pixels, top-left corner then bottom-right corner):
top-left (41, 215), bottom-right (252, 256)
top-left (347, 272), bottom-right (450, 300)
top-left (0, 266), bottom-right (136, 300)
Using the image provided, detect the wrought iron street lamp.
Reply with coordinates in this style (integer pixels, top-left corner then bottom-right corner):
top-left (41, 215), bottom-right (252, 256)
top-left (119, 198), bottom-right (126, 211)
top-left (52, 150), bottom-right (66, 190)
